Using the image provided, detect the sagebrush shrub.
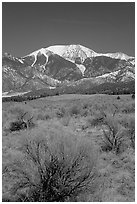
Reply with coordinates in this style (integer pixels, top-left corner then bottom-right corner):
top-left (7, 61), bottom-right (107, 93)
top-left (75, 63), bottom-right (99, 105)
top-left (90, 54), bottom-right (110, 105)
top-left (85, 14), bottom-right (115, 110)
top-left (60, 115), bottom-right (71, 126)
top-left (87, 116), bottom-right (104, 127)
top-left (9, 112), bottom-right (35, 132)
top-left (120, 116), bottom-right (135, 149)
top-left (101, 115), bottom-right (125, 154)
top-left (87, 111), bottom-right (106, 127)
top-left (121, 103), bottom-right (135, 114)
top-left (56, 107), bottom-right (66, 118)
top-left (117, 96), bottom-right (120, 100)
top-left (36, 113), bottom-right (51, 121)
top-left (3, 132), bottom-right (97, 202)
top-left (69, 105), bottom-right (81, 116)
top-left (132, 94), bottom-right (135, 99)
top-left (6, 104), bottom-right (35, 131)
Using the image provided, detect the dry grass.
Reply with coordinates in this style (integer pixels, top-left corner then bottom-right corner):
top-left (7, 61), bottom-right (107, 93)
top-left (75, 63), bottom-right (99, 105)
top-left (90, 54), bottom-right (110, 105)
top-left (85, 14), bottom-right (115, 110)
top-left (3, 125), bottom-right (97, 202)
top-left (2, 94), bottom-right (135, 202)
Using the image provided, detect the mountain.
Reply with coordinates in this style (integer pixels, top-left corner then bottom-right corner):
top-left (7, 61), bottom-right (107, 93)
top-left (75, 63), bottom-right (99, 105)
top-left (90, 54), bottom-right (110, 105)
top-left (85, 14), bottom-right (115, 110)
top-left (2, 50), bottom-right (82, 93)
top-left (2, 44), bottom-right (135, 98)
top-left (47, 44), bottom-right (134, 62)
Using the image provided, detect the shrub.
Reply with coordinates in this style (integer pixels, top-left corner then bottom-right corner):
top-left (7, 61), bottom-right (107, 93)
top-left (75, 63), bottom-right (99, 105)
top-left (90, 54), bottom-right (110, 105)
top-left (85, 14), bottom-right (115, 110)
top-left (56, 107), bottom-right (66, 118)
top-left (60, 115), bottom-right (71, 126)
top-left (121, 103), bottom-right (135, 114)
top-left (120, 116), bottom-right (135, 149)
top-left (8, 105), bottom-right (35, 132)
top-left (101, 115), bottom-right (125, 154)
top-left (36, 113), bottom-right (51, 121)
top-left (112, 104), bottom-right (119, 117)
top-left (9, 120), bottom-right (27, 131)
top-left (132, 94), bottom-right (135, 99)
top-left (87, 111), bottom-right (106, 127)
top-left (3, 133), bottom-right (97, 202)
top-left (69, 105), bottom-right (81, 116)
top-left (128, 123), bottom-right (135, 150)
top-left (55, 92), bottom-right (59, 96)
top-left (87, 116), bottom-right (104, 127)
top-left (80, 103), bottom-right (92, 117)
top-left (82, 103), bottom-right (89, 109)
top-left (9, 112), bottom-right (35, 132)
top-left (117, 96), bottom-right (120, 100)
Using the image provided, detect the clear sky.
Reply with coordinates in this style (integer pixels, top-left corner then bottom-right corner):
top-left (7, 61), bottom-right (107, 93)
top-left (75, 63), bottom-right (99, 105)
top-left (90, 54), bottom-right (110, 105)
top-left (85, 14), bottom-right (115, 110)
top-left (2, 2), bottom-right (135, 57)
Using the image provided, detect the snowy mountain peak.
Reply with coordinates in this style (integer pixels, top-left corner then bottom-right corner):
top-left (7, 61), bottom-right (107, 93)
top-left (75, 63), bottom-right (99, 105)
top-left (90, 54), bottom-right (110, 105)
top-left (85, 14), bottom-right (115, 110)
top-left (46, 44), bottom-right (134, 62)
top-left (47, 44), bottom-right (97, 62)
top-left (22, 44), bottom-right (134, 64)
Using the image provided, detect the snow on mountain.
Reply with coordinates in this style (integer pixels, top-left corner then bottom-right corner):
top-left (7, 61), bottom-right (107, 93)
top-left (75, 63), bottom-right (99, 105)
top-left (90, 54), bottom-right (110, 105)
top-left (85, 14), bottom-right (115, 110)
top-left (2, 44), bottom-right (135, 95)
top-left (47, 44), bottom-right (97, 62)
top-left (94, 70), bottom-right (119, 83)
top-left (46, 45), bottom-right (68, 56)
top-left (17, 58), bottom-right (24, 64)
top-left (99, 52), bottom-right (133, 61)
top-left (76, 64), bottom-right (86, 75)
top-left (46, 44), bottom-right (134, 62)
top-left (120, 70), bottom-right (135, 82)
top-left (2, 91), bottom-right (30, 97)
top-left (96, 70), bottom-right (120, 79)
top-left (95, 69), bottom-right (134, 83)
top-left (128, 58), bottom-right (135, 66)
top-left (23, 48), bottom-right (53, 66)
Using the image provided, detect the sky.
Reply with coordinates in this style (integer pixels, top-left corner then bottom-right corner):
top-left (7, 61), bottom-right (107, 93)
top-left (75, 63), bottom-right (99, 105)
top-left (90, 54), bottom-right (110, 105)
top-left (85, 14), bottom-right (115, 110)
top-left (2, 2), bottom-right (135, 57)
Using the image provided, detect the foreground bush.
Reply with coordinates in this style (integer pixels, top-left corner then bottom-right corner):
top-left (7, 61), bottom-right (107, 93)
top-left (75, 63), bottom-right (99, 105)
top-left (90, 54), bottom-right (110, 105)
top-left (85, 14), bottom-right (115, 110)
top-left (3, 133), bottom-right (97, 202)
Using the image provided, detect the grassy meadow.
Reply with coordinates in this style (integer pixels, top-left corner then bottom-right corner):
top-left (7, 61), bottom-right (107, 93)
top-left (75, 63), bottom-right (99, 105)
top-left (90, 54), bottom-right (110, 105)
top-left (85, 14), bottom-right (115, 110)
top-left (2, 94), bottom-right (135, 202)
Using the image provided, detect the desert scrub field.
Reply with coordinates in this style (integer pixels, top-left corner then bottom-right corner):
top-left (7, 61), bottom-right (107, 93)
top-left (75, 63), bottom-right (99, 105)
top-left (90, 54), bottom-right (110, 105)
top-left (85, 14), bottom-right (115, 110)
top-left (2, 94), bottom-right (135, 202)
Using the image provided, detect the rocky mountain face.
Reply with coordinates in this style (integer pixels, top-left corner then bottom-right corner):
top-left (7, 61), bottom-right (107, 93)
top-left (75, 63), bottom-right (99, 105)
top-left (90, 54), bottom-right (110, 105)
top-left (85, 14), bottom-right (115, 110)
top-left (2, 44), bottom-right (135, 96)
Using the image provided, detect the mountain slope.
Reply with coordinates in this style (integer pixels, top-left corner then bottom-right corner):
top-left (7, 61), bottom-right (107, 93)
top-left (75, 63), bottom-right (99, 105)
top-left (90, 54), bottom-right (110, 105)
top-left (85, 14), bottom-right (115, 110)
top-left (2, 44), bottom-right (135, 96)
top-left (2, 51), bottom-right (83, 93)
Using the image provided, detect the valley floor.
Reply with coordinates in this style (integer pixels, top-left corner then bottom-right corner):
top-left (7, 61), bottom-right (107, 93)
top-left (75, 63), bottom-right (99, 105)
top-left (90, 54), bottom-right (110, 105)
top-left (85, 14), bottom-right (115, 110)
top-left (2, 94), bottom-right (135, 202)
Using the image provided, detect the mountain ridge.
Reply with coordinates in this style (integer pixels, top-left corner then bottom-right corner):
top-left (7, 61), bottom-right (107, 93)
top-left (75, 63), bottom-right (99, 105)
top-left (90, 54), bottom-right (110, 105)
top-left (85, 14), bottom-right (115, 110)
top-left (2, 44), bottom-right (135, 98)
top-left (24, 44), bottom-right (134, 63)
